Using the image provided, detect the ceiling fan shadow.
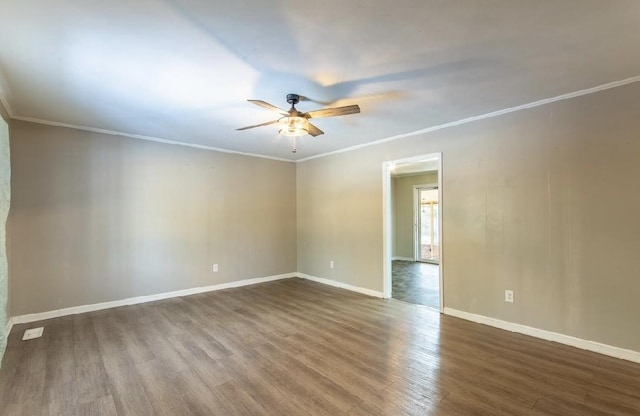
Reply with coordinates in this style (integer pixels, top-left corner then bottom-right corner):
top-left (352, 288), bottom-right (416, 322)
top-left (161, 0), bottom-right (497, 129)
top-left (331, 59), bottom-right (491, 99)
top-left (160, 0), bottom-right (304, 71)
top-left (290, 58), bottom-right (494, 110)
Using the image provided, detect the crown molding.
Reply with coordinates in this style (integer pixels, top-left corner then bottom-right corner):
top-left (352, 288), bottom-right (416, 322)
top-left (295, 75), bottom-right (640, 163)
top-left (11, 116), bottom-right (295, 162)
top-left (5, 74), bottom-right (640, 163)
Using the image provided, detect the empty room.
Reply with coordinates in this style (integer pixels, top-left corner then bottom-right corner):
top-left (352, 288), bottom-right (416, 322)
top-left (1, 1), bottom-right (640, 415)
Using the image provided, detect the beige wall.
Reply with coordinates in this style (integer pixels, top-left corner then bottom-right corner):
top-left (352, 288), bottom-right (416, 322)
top-left (297, 81), bottom-right (640, 352)
top-left (8, 121), bottom-right (297, 315)
top-left (392, 172), bottom-right (438, 259)
top-left (296, 154), bottom-right (382, 290)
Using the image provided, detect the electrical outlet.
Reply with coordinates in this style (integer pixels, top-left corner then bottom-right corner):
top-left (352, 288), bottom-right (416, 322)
top-left (330, 261), bottom-right (334, 269)
top-left (505, 290), bottom-right (514, 303)
top-left (213, 264), bottom-right (218, 272)
top-left (22, 327), bottom-right (44, 341)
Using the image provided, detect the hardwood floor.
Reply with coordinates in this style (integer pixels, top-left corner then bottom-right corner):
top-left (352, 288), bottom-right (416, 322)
top-left (392, 260), bottom-right (440, 309)
top-left (1, 278), bottom-right (640, 415)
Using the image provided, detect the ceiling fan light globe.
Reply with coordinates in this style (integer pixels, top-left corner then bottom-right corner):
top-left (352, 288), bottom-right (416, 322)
top-left (278, 116), bottom-right (309, 137)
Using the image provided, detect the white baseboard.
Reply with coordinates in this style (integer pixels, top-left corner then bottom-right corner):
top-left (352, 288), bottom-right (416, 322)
top-left (10, 273), bottom-right (297, 325)
top-left (444, 307), bottom-right (640, 364)
top-left (15, 275), bottom-right (636, 365)
top-left (298, 273), bottom-right (384, 298)
top-left (392, 256), bottom-right (414, 261)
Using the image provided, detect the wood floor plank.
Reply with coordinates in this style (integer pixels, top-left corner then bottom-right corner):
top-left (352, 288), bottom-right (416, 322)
top-left (583, 390), bottom-right (640, 416)
top-left (72, 314), bottom-right (103, 367)
top-left (44, 379), bottom-right (78, 416)
top-left (226, 365), bottom-right (314, 415)
top-left (256, 342), bottom-right (362, 413)
top-left (75, 361), bottom-right (112, 405)
top-left (1, 278), bottom-right (640, 415)
top-left (2, 369), bottom-right (46, 410)
top-left (177, 366), bottom-right (268, 416)
top-left (135, 359), bottom-right (195, 416)
top-left (101, 351), bottom-right (155, 416)
top-left (533, 396), bottom-right (619, 416)
top-left (214, 380), bottom-right (272, 416)
top-left (74, 395), bottom-right (118, 416)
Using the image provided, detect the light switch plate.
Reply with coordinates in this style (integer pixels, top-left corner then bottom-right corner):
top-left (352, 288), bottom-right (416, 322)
top-left (22, 327), bottom-right (44, 341)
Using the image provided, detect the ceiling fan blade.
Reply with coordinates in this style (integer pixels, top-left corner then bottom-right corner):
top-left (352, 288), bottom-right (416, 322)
top-left (297, 95), bottom-right (331, 106)
top-left (247, 99), bottom-right (289, 115)
top-left (307, 123), bottom-right (324, 137)
top-left (306, 104), bottom-right (360, 119)
top-left (236, 119), bottom-right (280, 131)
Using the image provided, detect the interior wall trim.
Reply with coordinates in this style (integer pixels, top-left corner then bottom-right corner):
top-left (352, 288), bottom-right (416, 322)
top-left (3, 75), bottom-right (640, 164)
top-left (8, 272), bottom-right (384, 328)
top-left (392, 256), bottom-right (414, 261)
top-left (296, 75), bottom-right (640, 163)
top-left (10, 116), bottom-right (294, 163)
top-left (444, 307), bottom-right (640, 364)
top-left (10, 273), bottom-right (297, 325)
top-left (298, 273), bottom-right (384, 298)
top-left (9, 271), bottom-right (639, 365)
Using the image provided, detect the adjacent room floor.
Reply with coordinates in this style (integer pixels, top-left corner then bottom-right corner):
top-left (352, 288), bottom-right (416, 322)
top-left (2, 278), bottom-right (640, 415)
top-left (392, 260), bottom-right (440, 309)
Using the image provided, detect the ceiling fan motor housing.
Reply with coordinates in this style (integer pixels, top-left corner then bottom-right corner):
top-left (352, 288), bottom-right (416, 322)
top-left (286, 94), bottom-right (300, 106)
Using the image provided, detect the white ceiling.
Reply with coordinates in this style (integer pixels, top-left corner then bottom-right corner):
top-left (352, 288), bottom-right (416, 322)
top-left (1, 1), bottom-right (639, 161)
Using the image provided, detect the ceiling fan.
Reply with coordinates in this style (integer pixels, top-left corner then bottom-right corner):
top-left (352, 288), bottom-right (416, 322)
top-left (236, 93), bottom-right (360, 152)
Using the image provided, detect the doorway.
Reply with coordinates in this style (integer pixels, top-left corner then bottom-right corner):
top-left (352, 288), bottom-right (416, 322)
top-left (382, 154), bottom-right (443, 312)
top-left (415, 187), bottom-right (439, 263)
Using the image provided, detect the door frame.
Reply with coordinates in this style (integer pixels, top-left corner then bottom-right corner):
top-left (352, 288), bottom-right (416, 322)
top-left (382, 153), bottom-right (443, 312)
top-left (413, 184), bottom-right (439, 264)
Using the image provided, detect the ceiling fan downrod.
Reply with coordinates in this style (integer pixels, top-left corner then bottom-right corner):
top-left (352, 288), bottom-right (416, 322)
top-left (286, 93), bottom-right (300, 108)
